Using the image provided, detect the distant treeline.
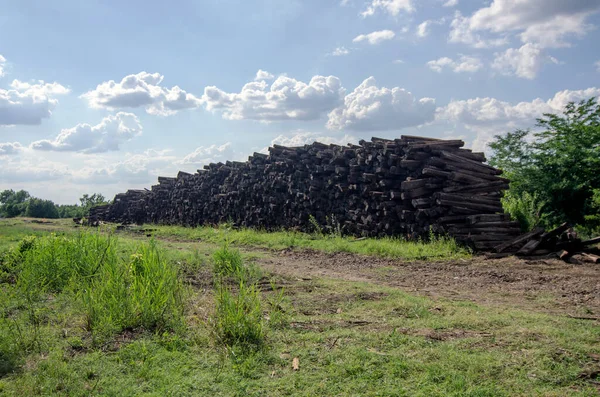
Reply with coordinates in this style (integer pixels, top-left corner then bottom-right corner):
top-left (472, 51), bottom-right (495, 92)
top-left (0, 190), bottom-right (110, 219)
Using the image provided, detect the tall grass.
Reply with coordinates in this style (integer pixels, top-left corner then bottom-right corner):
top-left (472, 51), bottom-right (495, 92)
top-left (83, 240), bottom-right (184, 336)
top-left (211, 244), bottom-right (265, 352)
top-left (213, 281), bottom-right (264, 351)
top-left (6, 232), bottom-right (185, 337)
top-left (151, 224), bottom-right (470, 260)
top-left (11, 233), bottom-right (117, 298)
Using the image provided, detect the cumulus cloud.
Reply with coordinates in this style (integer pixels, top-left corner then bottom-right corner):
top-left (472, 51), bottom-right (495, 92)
top-left (72, 149), bottom-right (178, 185)
top-left (448, 11), bottom-right (508, 48)
top-left (353, 30), bottom-right (395, 45)
top-left (330, 47), bottom-right (350, 56)
top-left (255, 70), bottom-right (274, 81)
top-left (361, 0), bottom-right (414, 17)
top-left (0, 80), bottom-right (70, 125)
top-left (416, 21), bottom-right (432, 38)
top-left (450, 0), bottom-right (600, 48)
top-left (178, 142), bottom-right (233, 165)
top-left (272, 131), bottom-right (357, 147)
top-left (492, 43), bottom-right (546, 79)
top-left (202, 71), bottom-right (345, 122)
top-left (327, 77), bottom-right (436, 132)
top-left (443, 0), bottom-right (458, 7)
top-left (30, 112), bottom-right (142, 153)
top-left (0, 142), bottom-right (24, 156)
top-left (0, 158), bottom-right (68, 183)
top-left (436, 87), bottom-right (600, 150)
top-left (80, 72), bottom-right (202, 116)
top-left (427, 55), bottom-right (483, 73)
top-left (0, 55), bottom-right (6, 77)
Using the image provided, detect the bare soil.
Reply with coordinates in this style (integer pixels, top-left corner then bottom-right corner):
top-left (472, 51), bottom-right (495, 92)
top-left (258, 250), bottom-right (600, 318)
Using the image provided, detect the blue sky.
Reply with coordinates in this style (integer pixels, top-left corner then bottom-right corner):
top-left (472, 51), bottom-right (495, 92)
top-left (1, 0), bottom-right (600, 204)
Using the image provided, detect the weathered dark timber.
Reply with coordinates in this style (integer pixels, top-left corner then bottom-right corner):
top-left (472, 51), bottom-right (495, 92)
top-left (88, 135), bottom-right (545, 252)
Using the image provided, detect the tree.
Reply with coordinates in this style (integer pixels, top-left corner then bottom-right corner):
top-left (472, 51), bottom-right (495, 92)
top-left (24, 198), bottom-right (59, 219)
top-left (0, 190), bottom-right (31, 218)
top-left (79, 193), bottom-right (109, 215)
top-left (489, 98), bottom-right (600, 230)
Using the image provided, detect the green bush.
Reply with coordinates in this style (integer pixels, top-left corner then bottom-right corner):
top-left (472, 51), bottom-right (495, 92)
top-left (489, 98), bottom-right (600, 229)
top-left (501, 191), bottom-right (545, 232)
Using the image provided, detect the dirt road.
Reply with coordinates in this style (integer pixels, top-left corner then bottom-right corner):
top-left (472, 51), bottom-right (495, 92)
top-left (259, 250), bottom-right (600, 318)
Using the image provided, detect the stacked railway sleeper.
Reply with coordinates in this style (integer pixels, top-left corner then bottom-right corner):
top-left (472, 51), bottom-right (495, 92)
top-left (89, 135), bottom-right (597, 256)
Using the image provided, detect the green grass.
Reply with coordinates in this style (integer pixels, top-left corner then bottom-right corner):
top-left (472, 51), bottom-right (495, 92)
top-left (149, 223), bottom-right (471, 261)
top-left (1, 219), bottom-right (599, 395)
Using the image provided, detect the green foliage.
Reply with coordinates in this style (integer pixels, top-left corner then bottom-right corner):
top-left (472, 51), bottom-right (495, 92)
top-left (0, 190), bottom-right (30, 218)
top-left (0, 190), bottom-right (109, 219)
top-left (24, 198), bottom-right (59, 219)
top-left (79, 193), bottom-right (109, 216)
top-left (501, 191), bottom-right (545, 232)
top-left (56, 204), bottom-right (84, 218)
top-left (489, 98), bottom-right (600, 229)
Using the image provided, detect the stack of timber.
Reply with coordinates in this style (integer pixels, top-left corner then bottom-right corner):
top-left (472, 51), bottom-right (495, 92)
top-left (488, 222), bottom-right (600, 262)
top-left (88, 135), bottom-right (521, 249)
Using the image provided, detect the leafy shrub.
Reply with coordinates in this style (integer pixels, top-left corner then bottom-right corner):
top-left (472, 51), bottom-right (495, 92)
top-left (501, 190), bottom-right (546, 232)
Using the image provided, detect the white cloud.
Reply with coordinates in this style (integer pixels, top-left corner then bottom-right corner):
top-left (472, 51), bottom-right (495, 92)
top-left (353, 30), bottom-right (395, 45)
top-left (492, 43), bottom-right (545, 79)
top-left (178, 142), bottom-right (233, 165)
top-left (449, 11), bottom-right (508, 48)
top-left (0, 157), bottom-right (69, 183)
top-left (327, 76), bottom-right (436, 131)
top-left (595, 60), bottom-right (600, 72)
top-left (393, 59), bottom-right (405, 64)
top-left (427, 55), bottom-right (483, 73)
top-left (202, 71), bottom-right (345, 122)
top-left (361, 0), bottom-right (414, 17)
top-left (271, 131), bottom-right (358, 147)
top-left (0, 55), bottom-right (6, 77)
top-left (72, 149), bottom-right (178, 185)
top-left (443, 0), bottom-right (458, 7)
top-left (30, 112), bottom-right (142, 153)
top-left (330, 47), bottom-right (350, 56)
top-left (259, 131), bottom-right (358, 154)
top-left (0, 142), bottom-right (24, 156)
top-left (416, 21), bottom-right (432, 38)
top-left (255, 70), bottom-right (275, 81)
top-left (0, 80), bottom-right (70, 125)
top-left (80, 72), bottom-right (202, 116)
top-left (436, 87), bottom-right (600, 150)
top-left (451, 0), bottom-right (600, 49)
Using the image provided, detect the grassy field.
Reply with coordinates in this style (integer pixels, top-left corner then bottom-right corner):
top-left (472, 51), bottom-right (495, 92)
top-left (1, 218), bottom-right (599, 396)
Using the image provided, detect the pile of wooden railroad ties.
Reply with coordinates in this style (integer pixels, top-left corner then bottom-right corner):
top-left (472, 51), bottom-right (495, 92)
top-left (86, 135), bottom-right (599, 263)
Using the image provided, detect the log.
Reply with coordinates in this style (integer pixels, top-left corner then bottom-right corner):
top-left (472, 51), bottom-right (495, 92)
top-left (494, 228), bottom-right (545, 253)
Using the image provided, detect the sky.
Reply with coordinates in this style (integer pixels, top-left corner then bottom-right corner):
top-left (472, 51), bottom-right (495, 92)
top-left (1, 0), bottom-right (600, 204)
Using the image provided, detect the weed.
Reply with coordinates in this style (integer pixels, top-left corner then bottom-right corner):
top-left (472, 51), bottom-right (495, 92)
top-left (83, 239), bottom-right (185, 337)
top-left (212, 244), bottom-right (244, 279)
top-left (212, 281), bottom-right (264, 352)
